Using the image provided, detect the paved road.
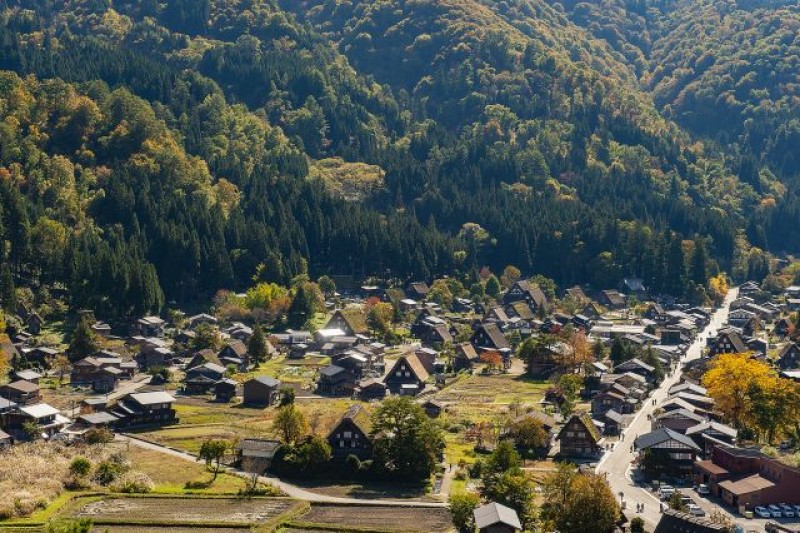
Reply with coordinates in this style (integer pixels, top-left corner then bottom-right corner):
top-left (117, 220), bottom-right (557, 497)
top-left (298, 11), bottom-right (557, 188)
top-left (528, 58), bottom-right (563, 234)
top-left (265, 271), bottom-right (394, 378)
top-left (116, 433), bottom-right (447, 508)
top-left (596, 288), bottom-right (739, 529)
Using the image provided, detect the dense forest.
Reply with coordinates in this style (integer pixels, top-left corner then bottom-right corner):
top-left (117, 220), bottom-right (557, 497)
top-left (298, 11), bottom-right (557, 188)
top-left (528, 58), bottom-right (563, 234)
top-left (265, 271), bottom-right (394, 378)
top-left (0, 0), bottom-right (794, 319)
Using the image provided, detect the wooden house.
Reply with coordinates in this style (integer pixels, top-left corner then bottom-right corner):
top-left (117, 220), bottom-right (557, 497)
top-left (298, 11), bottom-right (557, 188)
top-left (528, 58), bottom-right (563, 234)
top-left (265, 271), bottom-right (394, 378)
top-left (111, 391), bottom-right (177, 428)
top-left (242, 376), bottom-right (282, 406)
top-left (235, 438), bottom-right (281, 474)
top-left (503, 281), bottom-right (550, 314)
top-left (214, 378), bottom-right (238, 402)
top-left (327, 404), bottom-right (372, 459)
top-left (0, 380), bottom-right (40, 405)
top-left (317, 364), bottom-right (357, 396)
top-left (471, 323), bottom-right (510, 351)
top-left (384, 353), bottom-right (429, 396)
top-left (556, 413), bottom-right (602, 458)
top-left (778, 342), bottom-right (800, 369)
top-left (325, 309), bottom-right (369, 337)
top-left (634, 427), bottom-right (701, 478)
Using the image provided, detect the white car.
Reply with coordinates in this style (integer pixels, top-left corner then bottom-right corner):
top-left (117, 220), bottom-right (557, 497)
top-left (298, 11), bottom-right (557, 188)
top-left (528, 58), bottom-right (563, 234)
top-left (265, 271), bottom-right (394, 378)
top-left (779, 504), bottom-right (795, 517)
top-left (767, 504), bottom-right (782, 518)
top-left (696, 484), bottom-right (710, 495)
top-left (754, 506), bottom-right (772, 518)
top-left (793, 504), bottom-right (800, 515)
top-left (687, 504), bottom-right (705, 517)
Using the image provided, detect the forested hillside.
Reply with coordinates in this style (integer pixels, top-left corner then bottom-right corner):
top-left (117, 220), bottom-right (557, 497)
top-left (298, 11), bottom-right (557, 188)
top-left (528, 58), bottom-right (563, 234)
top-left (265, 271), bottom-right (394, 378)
top-left (0, 0), bottom-right (787, 319)
top-left (540, 0), bottom-right (800, 250)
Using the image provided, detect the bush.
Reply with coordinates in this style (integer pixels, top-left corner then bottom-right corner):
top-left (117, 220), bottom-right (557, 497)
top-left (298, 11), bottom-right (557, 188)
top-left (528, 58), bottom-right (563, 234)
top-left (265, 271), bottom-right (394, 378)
top-left (84, 428), bottom-right (114, 445)
top-left (94, 454), bottom-right (130, 485)
top-left (110, 471), bottom-right (154, 493)
top-left (630, 516), bottom-right (645, 533)
top-left (69, 457), bottom-right (92, 477)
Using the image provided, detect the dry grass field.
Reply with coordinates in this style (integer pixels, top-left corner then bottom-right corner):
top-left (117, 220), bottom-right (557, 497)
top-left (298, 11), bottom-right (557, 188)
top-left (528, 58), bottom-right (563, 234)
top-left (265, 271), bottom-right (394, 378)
top-left (0, 442), bottom-right (121, 519)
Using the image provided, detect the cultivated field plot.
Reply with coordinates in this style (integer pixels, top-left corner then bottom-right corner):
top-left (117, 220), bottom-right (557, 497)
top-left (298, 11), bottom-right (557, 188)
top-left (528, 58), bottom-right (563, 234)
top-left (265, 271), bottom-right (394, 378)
top-left (92, 525), bottom-right (252, 533)
top-left (432, 373), bottom-right (550, 419)
top-left (294, 504), bottom-right (452, 532)
top-left (73, 496), bottom-right (295, 525)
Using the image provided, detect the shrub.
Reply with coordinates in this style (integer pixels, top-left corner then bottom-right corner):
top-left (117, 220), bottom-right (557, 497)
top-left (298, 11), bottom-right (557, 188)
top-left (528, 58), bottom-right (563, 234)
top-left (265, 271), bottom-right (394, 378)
top-left (630, 516), bottom-right (645, 533)
top-left (84, 428), bottom-right (113, 445)
top-left (69, 457), bottom-right (92, 477)
top-left (110, 471), bottom-right (154, 493)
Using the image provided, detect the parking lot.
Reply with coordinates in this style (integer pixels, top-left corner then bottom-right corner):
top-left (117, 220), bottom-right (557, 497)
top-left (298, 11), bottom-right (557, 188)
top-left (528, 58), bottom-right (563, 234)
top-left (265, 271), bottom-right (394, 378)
top-left (648, 482), bottom-right (800, 533)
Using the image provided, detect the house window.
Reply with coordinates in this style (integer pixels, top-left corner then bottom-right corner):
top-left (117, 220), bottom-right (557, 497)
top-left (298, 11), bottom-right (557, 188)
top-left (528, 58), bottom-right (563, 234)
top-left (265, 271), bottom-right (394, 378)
top-left (344, 431), bottom-right (352, 438)
top-left (339, 440), bottom-right (345, 448)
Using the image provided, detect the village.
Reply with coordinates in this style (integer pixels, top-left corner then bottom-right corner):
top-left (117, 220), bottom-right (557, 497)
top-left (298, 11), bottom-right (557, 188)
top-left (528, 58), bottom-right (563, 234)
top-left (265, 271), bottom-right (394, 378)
top-left (2, 271), bottom-right (800, 533)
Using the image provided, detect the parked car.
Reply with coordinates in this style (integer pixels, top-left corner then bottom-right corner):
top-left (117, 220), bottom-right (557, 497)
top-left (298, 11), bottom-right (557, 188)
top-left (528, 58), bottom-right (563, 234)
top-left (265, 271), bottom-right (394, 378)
top-left (793, 504), bottom-right (800, 515)
top-left (696, 484), bottom-right (710, 495)
top-left (687, 504), bottom-right (705, 517)
top-left (659, 486), bottom-right (675, 500)
top-left (779, 504), bottom-right (795, 517)
top-left (755, 506), bottom-right (772, 519)
top-left (767, 504), bottom-right (782, 518)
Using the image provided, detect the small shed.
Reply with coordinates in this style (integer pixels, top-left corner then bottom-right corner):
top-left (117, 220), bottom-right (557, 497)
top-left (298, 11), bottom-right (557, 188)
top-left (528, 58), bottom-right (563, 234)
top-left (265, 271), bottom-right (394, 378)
top-left (242, 376), bottom-right (281, 406)
top-left (473, 502), bottom-right (522, 533)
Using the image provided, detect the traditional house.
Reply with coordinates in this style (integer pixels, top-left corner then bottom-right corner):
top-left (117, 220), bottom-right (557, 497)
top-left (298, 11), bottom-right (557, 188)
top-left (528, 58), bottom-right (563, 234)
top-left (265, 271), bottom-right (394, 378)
top-left (325, 309), bottom-right (369, 337)
top-left (0, 380), bottom-right (40, 405)
top-left (600, 409), bottom-right (626, 436)
top-left (235, 438), bottom-right (281, 474)
top-left (70, 357), bottom-right (121, 393)
top-left (10, 370), bottom-right (40, 385)
top-left (356, 378), bottom-right (387, 401)
top-left (132, 316), bottom-right (165, 337)
top-left (187, 313), bottom-right (217, 329)
top-left (327, 404), bottom-right (372, 459)
top-left (406, 282), bottom-right (430, 301)
top-left (598, 290), bottom-right (626, 309)
top-left (685, 421), bottom-right (737, 455)
top-left (777, 342), bottom-right (800, 369)
top-left (384, 353), bottom-right (430, 396)
top-left (420, 323), bottom-right (453, 348)
top-left (453, 342), bottom-right (480, 371)
top-left (317, 365), bottom-right (358, 396)
top-left (0, 397), bottom-right (18, 415)
top-left (242, 376), bottom-right (282, 406)
top-left (592, 391), bottom-right (631, 416)
top-left (111, 391), bottom-right (177, 428)
top-left (614, 358), bottom-right (656, 383)
top-left (634, 427), bottom-right (701, 478)
top-left (214, 378), bottom-right (238, 402)
top-left (775, 317), bottom-right (795, 337)
top-left (25, 346), bottom-right (60, 367)
top-left (26, 312), bottom-right (43, 335)
top-left (76, 411), bottom-right (119, 430)
top-left (186, 348), bottom-right (221, 370)
top-left (654, 409), bottom-right (706, 434)
top-left (709, 329), bottom-right (746, 356)
top-left (503, 280), bottom-right (550, 314)
top-left (5, 403), bottom-right (68, 440)
top-left (0, 429), bottom-right (12, 448)
top-left (218, 340), bottom-right (249, 371)
top-left (556, 413), bottom-right (602, 458)
top-left (184, 363), bottom-right (226, 395)
top-left (471, 323), bottom-right (510, 352)
top-left (474, 502), bottom-right (522, 533)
